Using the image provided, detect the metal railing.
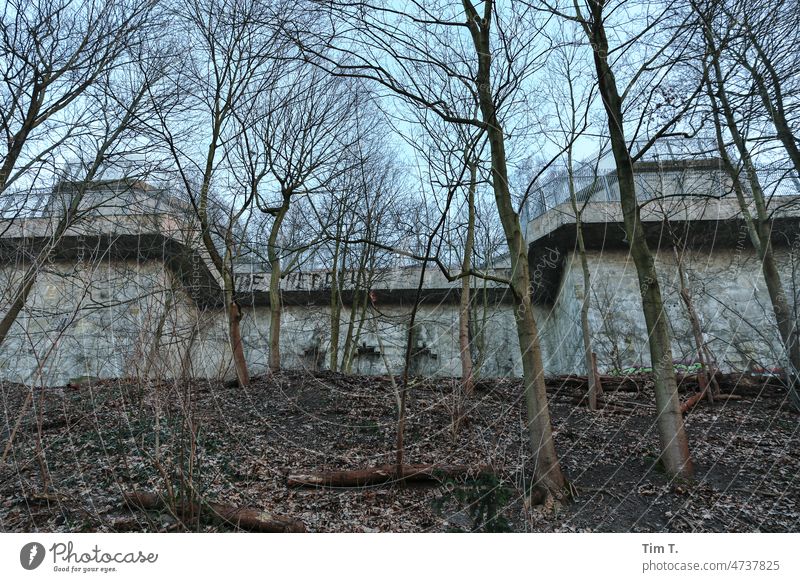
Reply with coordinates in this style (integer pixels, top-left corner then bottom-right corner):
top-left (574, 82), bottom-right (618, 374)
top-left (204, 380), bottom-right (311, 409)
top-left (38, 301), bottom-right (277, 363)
top-left (525, 161), bottom-right (800, 222)
top-left (0, 180), bottom-right (188, 221)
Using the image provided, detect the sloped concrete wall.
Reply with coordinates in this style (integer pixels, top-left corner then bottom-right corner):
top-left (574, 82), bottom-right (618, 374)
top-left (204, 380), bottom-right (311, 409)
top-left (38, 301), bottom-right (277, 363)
top-left (543, 244), bottom-right (798, 375)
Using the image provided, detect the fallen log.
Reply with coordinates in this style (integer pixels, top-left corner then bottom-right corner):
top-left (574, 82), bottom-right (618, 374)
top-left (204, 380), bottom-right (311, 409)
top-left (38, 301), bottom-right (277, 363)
top-left (286, 464), bottom-right (493, 488)
top-left (549, 374), bottom-right (645, 393)
top-left (123, 491), bottom-right (305, 532)
top-left (713, 393), bottom-right (743, 401)
top-left (680, 390), bottom-right (707, 414)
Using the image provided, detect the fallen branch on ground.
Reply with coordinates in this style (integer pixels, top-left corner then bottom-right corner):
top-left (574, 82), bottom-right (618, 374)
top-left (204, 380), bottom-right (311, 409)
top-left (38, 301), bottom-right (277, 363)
top-left (123, 491), bottom-right (305, 532)
top-left (286, 464), bottom-right (493, 488)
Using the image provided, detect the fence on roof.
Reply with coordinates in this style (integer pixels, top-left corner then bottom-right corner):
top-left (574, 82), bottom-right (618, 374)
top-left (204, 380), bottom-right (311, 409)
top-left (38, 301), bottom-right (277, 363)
top-left (523, 138), bottom-right (800, 223)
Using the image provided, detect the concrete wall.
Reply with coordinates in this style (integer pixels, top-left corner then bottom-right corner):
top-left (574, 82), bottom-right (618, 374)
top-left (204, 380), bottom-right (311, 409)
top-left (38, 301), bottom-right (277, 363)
top-left (1, 242), bottom-right (796, 385)
top-left (0, 256), bottom-right (525, 385)
top-left (542, 245), bottom-right (797, 375)
top-left (3, 183), bottom-right (799, 385)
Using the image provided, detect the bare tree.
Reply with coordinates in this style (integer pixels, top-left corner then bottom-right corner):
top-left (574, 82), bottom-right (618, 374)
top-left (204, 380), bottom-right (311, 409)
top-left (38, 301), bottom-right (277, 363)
top-left (536, 29), bottom-right (602, 409)
top-left (152, 0), bottom-right (285, 387)
top-left (312, 124), bottom-right (406, 373)
top-left (693, 0), bottom-right (800, 408)
top-left (396, 103), bottom-right (487, 417)
top-left (247, 69), bottom-right (364, 371)
top-left (721, 0), bottom-right (800, 176)
top-left (290, 0), bottom-right (569, 500)
top-left (546, 0), bottom-right (700, 478)
top-left (0, 0), bottom-right (156, 194)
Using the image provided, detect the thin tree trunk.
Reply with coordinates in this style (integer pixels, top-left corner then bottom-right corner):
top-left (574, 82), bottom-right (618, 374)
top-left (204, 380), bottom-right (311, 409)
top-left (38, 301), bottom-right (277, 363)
top-left (329, 235), bottom-right (343, 372)
top-left (704, 36), bottom-right (800, 409)
top-left (343, 258), bottom-right (373, 373)
top-left (577, 224), bottom-right (600, 410)
top-left (340, 288), bottom-right (360, 373)
top-left (747, 63), bottom-right (800, 177)
top-left (463, 1), bottom-right (567, 499)
top-left (267, 200), bottom-right (290, 371)
top-left (341, 248), bottom-right (369, 372)
top-left (0, 84), bottom-right (42, 194)
top-left (227, 299), bottom-right (249, 387)
top-left (587, 9), bottom-right (693, 479)
top-left (0, 266), bottom-right (37, 348)
top-left (568, 156), bottom-right (600, 410)
top-left (268, 268), bottom-right (282, 371)
top-left (459, 159), bottom-right (477, 398)
top-left (673, 245), bottom-right (718, 404)
top-left (143, 285), bottom-right (175, 379)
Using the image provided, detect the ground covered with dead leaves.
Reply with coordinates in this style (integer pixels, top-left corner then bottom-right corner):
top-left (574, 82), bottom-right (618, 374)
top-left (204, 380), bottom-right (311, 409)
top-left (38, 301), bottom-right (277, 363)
top-left (1, 371), bottom-right (798, 532)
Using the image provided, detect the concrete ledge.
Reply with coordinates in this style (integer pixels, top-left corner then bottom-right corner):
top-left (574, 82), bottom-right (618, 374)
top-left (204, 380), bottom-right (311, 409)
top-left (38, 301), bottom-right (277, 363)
top-left (526, 195), bottom-right (800, 304)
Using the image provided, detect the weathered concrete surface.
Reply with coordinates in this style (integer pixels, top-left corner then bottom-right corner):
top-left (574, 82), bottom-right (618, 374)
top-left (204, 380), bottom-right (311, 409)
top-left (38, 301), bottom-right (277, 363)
top-left (0, 178), bottom-right (523, 384)
top-left (527, 191), bottom-right (800, 374)
top-left (527, 194), bottom-right (800, 302)
top-left (0, 254), bottom-right (525, 385)
top-left (543, 246), bottom-right (800, 375)
top-left (2, 177), bottom-right (800, 384)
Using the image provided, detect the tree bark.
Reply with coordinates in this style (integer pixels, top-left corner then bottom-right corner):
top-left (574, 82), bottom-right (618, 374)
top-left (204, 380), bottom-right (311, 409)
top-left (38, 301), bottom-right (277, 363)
top-left (459, 159), bottom-right (477, 398)
top-left (286, 464), bottom-right (493, 488)
top-left (329, 233), bottom-right (343, 372)
top-left (227, 300), bottom-right (250, 387)
top-left (672, 245), bottom-right (719, 404)
top-left (463, 1), bottom-right (567, 499)
top-left (123, 491), bottom-right (305, 532)
top-left (586, 6), bottom-right (693, 479)
top-left (341, 248), bottom-right (370, 372)
top-left (267, 198), bottom-right (290, 371)
top-left (568, 155), bottom-right (601, 410)
top-left (0, 266), bottom-right (37, 348)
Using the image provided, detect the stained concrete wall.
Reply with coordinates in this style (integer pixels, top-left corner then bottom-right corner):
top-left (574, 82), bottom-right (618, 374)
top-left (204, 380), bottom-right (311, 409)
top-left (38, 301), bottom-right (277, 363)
top-left (542, 245), bottom-right (798, 375)
top-left (2, 176), bottom-right (799, 384)
top-left (0, 248), bottom-right (800, 384)
top-left (0, 256), bottom-right (526, 385)
top-left (1, 243), bottom-right (797, 385)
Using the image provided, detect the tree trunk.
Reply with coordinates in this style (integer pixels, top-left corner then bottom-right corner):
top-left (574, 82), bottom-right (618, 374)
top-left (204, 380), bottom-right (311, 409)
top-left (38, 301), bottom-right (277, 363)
top-left (340, 288), bottom-right (360, 373)
top-left (463, 3), bottom-right (567, 499)
top-left (227, 299), bottom-right (250, 387)
top-left (344, 267), bottom-right (372, 373)
top-left (587, 11), bottom-right (693, 479)
top-left (143, 284), bottom-right (175, 379)
top-left (286, 464), bottom-right (493, 488)
top-left (0, 266), bottom-right (37, 348)
top-left (459, 159), bottom-right (477, 398)
top-left (673, 245), bottom-right (719, 404)
top-left (704, 38), bottom-right (800, 409)
top-left (268, 267), bottom-right (282, 371)
top-left (267, 200), bottom-right (290, 371)
top-left (341, 249), bottom-right (370, 372)
top-left (578, 226), bottom-right (600, 410)
top-left (568, 157), bottom-right (601, 410)
top-left (329, 235), bottom-right (343, 372)
top-left (123, 491), bottom-right (305, 532)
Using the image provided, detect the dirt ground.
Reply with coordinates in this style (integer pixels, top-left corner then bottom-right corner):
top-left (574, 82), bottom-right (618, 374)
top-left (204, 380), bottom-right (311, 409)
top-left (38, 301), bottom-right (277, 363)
top-left (1, 370), bottom-right (798, 532)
